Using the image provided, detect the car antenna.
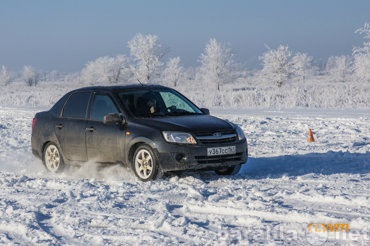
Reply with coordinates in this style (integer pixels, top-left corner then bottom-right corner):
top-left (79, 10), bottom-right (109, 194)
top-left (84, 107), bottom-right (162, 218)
top-left (137, 79), bottom-right (144, 86)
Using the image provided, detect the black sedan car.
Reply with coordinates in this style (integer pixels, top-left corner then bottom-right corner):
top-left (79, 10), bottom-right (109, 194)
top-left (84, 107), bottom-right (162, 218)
top-left (31, 85), bottom-right (248, 181)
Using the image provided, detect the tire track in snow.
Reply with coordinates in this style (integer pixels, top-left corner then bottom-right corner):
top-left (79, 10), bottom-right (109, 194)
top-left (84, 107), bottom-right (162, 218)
top-left (1, 107), bottom-right (369, 245)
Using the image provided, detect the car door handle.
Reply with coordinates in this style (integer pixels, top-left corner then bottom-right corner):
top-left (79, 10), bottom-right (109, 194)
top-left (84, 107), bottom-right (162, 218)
top-left (56, 124), bottom-right (64, 129)
top-left (86, 127), bottom-right (95, 132)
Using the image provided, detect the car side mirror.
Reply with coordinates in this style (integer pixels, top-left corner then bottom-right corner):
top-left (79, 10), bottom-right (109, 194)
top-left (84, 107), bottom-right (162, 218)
top-left (103, 113), bottom-right (126, 125)
top-left (200, 108), bottom-right (210, 115)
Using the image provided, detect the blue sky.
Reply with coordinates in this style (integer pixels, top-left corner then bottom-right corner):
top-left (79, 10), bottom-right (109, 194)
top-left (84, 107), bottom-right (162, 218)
top-left (0, 0), bottom-right (369, 72)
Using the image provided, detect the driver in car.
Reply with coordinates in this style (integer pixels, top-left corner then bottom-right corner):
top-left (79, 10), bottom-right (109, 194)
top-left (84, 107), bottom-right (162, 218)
top-left (147, 97), bottom-right (156, 114)
top-left (136, 92), bottom-right (159, 116)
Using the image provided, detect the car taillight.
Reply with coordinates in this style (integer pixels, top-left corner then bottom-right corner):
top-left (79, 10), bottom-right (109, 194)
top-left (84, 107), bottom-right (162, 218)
top-left (32, 118), bottom-right (37, 131)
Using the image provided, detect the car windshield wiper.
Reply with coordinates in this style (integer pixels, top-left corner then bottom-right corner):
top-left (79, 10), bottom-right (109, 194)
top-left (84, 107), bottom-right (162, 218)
top-left (167, 111), bottom-right (202, 116)
top-left (137, 110), bottom-right (202, 118)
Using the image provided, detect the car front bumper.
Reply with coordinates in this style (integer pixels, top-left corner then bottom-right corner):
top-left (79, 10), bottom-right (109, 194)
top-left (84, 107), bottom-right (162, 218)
top-left (156, 139), bottom-right (248, 172)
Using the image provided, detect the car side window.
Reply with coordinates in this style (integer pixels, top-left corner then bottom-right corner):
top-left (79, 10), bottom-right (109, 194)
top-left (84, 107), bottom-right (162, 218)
top-left (90, 94), bottom-right (119, 121)
top-left (62, 92), bottom-right (91, 119)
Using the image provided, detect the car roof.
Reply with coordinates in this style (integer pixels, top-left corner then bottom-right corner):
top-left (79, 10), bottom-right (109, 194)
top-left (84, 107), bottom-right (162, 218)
top-left (71, 84), bottom-right (170, 94)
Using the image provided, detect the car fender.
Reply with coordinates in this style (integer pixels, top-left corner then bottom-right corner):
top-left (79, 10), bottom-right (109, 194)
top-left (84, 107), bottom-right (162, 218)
top-left (40, 132), bottom-right (69, 164)
top-left (35, 117), bottom-right (68, 165)
top-left (125, 131), bottom-right (163, 166)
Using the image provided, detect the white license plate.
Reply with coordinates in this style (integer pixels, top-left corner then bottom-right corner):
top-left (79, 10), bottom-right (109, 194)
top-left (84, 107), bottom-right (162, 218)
top-left (207, 146), bottom-right (236, 156)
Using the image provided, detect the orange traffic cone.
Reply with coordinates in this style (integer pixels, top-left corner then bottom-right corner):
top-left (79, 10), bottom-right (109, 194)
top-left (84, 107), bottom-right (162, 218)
top-left (307, 128), bottom-right (315, 142)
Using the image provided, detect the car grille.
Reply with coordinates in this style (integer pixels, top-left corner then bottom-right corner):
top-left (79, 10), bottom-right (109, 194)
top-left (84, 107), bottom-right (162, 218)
top-left (194, 129), bottom-right (237, 145)
top-left (195, 153), bottom-right (243, 164)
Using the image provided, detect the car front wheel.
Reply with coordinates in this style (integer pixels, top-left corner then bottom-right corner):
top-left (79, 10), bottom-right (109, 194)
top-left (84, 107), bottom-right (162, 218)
top-left (43, 143), bottom-right (64, 173)
top-left (133, 145), bottom-right (161, 181)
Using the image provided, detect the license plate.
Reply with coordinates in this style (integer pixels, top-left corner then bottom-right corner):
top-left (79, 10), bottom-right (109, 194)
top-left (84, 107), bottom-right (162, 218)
top-left (207, 146), bottom-right (236, 156)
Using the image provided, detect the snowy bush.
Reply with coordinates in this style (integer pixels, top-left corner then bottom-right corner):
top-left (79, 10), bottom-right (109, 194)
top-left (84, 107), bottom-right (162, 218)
top-left (1, 75), bottom-right (369, 110)
top-left (22, 65), bottom-right (39, 86)
top-left (182, 80), bottom-right (370, 110)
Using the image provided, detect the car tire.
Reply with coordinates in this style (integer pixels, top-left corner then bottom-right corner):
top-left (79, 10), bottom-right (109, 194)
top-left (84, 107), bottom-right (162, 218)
top-left (132, 145), bottom-right (161, 181)
top-left (215, 164), bottom-right (241, 175)
top-left (43, 142), bottom-right (65, 173)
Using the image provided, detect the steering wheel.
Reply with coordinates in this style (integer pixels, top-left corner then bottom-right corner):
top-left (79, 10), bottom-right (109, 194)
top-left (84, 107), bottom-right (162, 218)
top-left (166, 105), bottom-right (177, 113)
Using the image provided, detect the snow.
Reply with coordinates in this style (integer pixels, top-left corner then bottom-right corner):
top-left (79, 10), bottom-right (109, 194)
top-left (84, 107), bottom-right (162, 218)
top-left (0, 104), bottom-right (369, 245)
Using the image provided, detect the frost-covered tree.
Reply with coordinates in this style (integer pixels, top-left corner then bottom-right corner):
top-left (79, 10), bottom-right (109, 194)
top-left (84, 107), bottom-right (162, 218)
top-left (128, 33), bottom-right (166, 84)
top-left (326, 55), bottom-right (351, 82)
top-left (354, 22), bottom-right (370, 55)
top-left (162, 57), bottom-right (183, 87)
top-left (23, 65), bottom-right (39, 86)
top-left (290, 52), bottom-right (313, 83)
top-left (352, 53), bottom-right (370, 83)
top-left (352, 22), bottom-right (370, 83)
top-left (80, 55), bottom-right (130, 84)
top-left (0, 66), bottom-right (10, 86)
top-left (259, 45), bottom-right (291, 87)
top-left (197, 38), bottom-right (236, 91)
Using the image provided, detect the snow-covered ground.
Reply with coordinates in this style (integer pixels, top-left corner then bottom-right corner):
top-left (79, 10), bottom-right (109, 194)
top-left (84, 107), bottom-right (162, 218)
top-left (0, 106), bottom-right (369, 245)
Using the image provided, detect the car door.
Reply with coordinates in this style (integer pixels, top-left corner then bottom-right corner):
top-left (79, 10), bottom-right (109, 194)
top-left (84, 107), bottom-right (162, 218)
top-left (55, 91), bottom-right (91, 162)
top-left (86, 93), bottom-right (124, 163)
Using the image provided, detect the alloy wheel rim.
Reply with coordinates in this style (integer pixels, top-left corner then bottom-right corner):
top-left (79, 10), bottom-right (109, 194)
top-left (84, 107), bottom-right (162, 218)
top-left (135, 149), bottom-right (153, 179)
top-left (45, 145), bottom-right (60, 172)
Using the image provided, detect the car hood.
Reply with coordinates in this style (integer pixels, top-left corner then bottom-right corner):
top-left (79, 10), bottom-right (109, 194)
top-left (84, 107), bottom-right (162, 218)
top-left (132, 115), bottom-right (235, 133)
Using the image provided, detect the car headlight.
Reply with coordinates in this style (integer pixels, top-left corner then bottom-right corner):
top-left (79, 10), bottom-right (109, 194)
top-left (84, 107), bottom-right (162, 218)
top-left (236, 126), bottom-right (246, 141)
top-left (162, 131), bottom-right (197, 144)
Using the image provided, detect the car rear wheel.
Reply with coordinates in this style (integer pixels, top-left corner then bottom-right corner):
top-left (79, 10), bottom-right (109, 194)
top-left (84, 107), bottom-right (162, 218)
top-left (215, 164), bottom-right (241, 175)
top-left (43, 143), bottom-right (64, 173)
top-left (133, 145), bottom-right (160, 181)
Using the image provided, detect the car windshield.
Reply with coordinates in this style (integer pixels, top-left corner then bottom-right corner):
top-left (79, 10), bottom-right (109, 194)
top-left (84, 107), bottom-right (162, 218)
top-left (119, 88), bottom-right (203, 118)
